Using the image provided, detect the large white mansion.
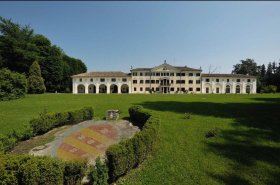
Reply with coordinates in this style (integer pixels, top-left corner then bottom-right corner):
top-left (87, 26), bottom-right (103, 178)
top-left (72, 62), bottom-right (257, 94)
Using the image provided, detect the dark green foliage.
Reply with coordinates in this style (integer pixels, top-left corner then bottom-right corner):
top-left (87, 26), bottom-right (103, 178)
top-left (205, 128), bottom-right (221, 138)
top-left (0, 16), bottom-right (87, 92)
top-left (90, 157), bottom-right (109, 185)
top-left (232, 58), bottom-right (258, 76)
top-left (263, 85), bottom-right (277, 93)
top-left (0, 68), bottom-right (27, 101)
top-left (128, 105), bottom-right (151, 129)
top-left (0, 134), bottom-right (16, 154)
top-left (63, 160), bottom-right (87, 185)
top-left (27, 61), bottom-right (46, 94)
top-left (106, 106), bottom-right (159, 182)
top-left (30, 107), bottom-right (93, 136)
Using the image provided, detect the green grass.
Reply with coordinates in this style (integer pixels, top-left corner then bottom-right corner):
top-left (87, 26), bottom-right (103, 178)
top-left (1, 93), bottom-right (280, 185)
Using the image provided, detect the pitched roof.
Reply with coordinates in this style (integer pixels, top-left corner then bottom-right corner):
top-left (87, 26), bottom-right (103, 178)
top-left (131, 63), bottom-right (201, 72)
top-left (201, 73), bottom-right (256, 78)
top-left (71, 71), bottom-right (130, 78)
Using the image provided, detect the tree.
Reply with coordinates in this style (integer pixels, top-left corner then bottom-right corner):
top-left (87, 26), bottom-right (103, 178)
top-left (27, 61), bottom-right (46, 94)
top-left (232, 58), bottom-right (258, 76)
top-left (0, 68), bottom-right (27, 101)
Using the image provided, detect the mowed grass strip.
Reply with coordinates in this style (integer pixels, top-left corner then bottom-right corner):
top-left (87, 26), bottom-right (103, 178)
top-left (57, 148), bottom-right (85, 161)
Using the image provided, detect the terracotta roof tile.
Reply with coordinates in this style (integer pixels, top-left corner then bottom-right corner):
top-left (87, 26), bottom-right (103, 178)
top-left (201, 73), bottom-right (256, 78)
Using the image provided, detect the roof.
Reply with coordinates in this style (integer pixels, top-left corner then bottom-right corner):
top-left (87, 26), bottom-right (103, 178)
top-left (131, 63), bottom-right (201, 72)
top-left (71, 71), bottom-right (130, 78)
top-left (201, 73), bottom-right (256, 78)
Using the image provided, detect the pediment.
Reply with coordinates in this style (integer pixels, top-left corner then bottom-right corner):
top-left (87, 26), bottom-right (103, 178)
top-left (151, 63), bottom-right (178, 72)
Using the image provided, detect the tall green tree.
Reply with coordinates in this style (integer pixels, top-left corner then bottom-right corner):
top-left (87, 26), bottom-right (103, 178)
top-left (232, 58), bottom-right (258, 76)
top-left (27, 61), bottom-right (46, 94)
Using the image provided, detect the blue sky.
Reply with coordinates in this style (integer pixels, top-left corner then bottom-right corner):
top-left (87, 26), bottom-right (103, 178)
top-left (0, 2), bottom-right (280, 73)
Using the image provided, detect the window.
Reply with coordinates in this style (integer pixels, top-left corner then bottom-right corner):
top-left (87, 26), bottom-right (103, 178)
top-left (132, 72), bottom-right (137, 76)
top-left (216, 79), bottom-right (219, 82)
top-left (111, 78), bottom-right (116, 82)
top-left (140, 72), bottom-right (143, 76)
top-left (171, 80), bottom-right (174, 84)
top-left (196, 80), bottom-right (200, 84)
top-left (246, 85), bottom-right (250, 94)
top-left (196, 88), bottom-right (201, 91)
top-left (206, 78), bottom-right (210, 82)
top-left (176, 80), bottom-right (181, 84)
top-left (140, 87), bottom-right (143, 91)
top-left (189, 87), bottom-right (193, 91)
top-left (90, 78), bottom-right (93, 82)
top-left (196, 73), bottom-right (200, 76)
top-left (151, 80), bottom-right (155, 84)
top-left (206, 87), bottom-right (209, 93)
top-left (145, 87), bottom-right (150, 91)
top-left (100, 78), bottom-right (105, 82)
top-left (166, 73), bottom-right (170, 76)
top-left (156, 73), bottom-right (160, 76)
top-left (79, 78), bottom-right (82, 82)
top-left (247, 79), bottom-right (251, 82)
top-left (237, 79), bottom-right (241, 82)
top-left (156, 88), bottom-right (160, 91)
top-left (181, 88), bottom-right (185, 92)
top-left (189, 73), bottom-right (193, 76)
top-left (145, 72), bottom-right (150, 76)
top-left (156, 80), bottom-right (159, 84)
top-left (189, 80), bottom-right (193, 84)
top-left (181, 80), bottom-right (185, 84)
top-left (181, 73), bottom-right (186, 76)
top-left (216, 88), bottom-right (219, 93)
top-left (170, 87), bottom-right (174, 91)
top-left (170, 73), bottom-right (174, 76)
top-left (227, 79), bottom-right (230, 82)
top-left (140, 80), bottom-right (144, 84)
top-left (134, 87), bottom-right (137, 91)
top-left (133, 80), bottom-right (137, 84)
top-left (122, 78), bottom-right (127, 82)
top-left (145, 80), bottom-right (150, 84)
top-left (176, 73), bottom-right (181, 76)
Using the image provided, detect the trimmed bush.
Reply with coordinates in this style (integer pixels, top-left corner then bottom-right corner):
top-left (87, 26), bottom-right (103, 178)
top-left (0, 68), bottom-right (27, 101)
top-left (63, 160), bottom-right (87, 185)
top-left (90, 157), bottom-right (109, 185)
top-left (30, 107), bottom-right (93, 136)
top-left (0, 134), bottom-right (16, 154)
top-left (263, 85), bottom-right (277, 93)
top-left (106, 106), bottom-right (160, 182)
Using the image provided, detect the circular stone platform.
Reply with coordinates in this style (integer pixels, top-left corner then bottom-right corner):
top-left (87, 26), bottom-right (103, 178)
top-left (30, 120), bottom-right (139, 164)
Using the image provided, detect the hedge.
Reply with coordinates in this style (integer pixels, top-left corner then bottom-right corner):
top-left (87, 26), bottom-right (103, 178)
top-left (0, 155), bottom-right (88, 185)
top-left (30, 107), bottom-right (93, 136)
top-left (106, 106), bottom-right (160, 182)
top-left (0, 107), bottom-right (93, 154)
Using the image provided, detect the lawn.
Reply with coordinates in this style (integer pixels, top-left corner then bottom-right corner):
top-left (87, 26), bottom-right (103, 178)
top-left (0, 93), bottom-right (280, 185)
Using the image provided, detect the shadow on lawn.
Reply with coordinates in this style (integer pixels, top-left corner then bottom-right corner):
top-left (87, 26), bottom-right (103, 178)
top-left (137, 97), bottom-right (280, 185)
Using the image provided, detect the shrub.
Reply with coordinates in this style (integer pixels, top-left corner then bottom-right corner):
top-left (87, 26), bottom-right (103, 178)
top-left (27, 61), bottom-right (46, 94)
top-left (263, 85), bottom-right (277, 93)
top-left (64, 160), bottom-right (87, 185)
top-left (30, 107), bottom-right (93, 136)
top-left (90, 157), bottom-right (108, 185)
top-left (0, 134), bottom-right (16, 154)
top-left (205, 128), bottom-right (221, 138)
top-left (0, 68), bottom-right (27, 101)
top-left (106, 106), bottom-right (160, 182)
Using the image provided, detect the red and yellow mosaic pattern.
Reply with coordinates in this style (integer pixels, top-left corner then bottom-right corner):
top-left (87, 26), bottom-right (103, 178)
top-left (57, 124), bottom-right (119, 161)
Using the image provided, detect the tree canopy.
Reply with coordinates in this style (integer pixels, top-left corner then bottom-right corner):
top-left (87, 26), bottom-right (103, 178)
top-left (27, 61), bottom-right (46, 94)
top-left (0, 16), bottom-right (87, 92)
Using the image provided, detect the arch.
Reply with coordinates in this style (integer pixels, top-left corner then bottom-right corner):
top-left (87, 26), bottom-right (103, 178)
top-left (99, 84), bottom-right (107, 93)
top-left (121, 84), bottom-right (129, 93)
top-left (226, 85), bottom-right (231, 93)
top-left (246, 85), bottom-right (251, 94)
top-left (110, 84), bottom-right (118, 93)
top-left (88, 84), bottom-right (96, 93)
top-left (236, 85), bottom-right (241, 94)
top-left (77, 84), bottom-right (85, 94)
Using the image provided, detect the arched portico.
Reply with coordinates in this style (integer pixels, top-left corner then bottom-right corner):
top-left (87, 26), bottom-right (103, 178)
top-left (226, 85), bottom-right (231, 93)
top-left (77, 84), bottom-right (85, 94)
top-left (246, 85), bottom-right (251, 94)
top-left (88, 84), bottom-right (96, 93)
top-left (99, 84), bottom-right (107, 93)
top-left (110, 84), bottom-right (118, 93)
top-left (121, 84), bottom-right (129, 93)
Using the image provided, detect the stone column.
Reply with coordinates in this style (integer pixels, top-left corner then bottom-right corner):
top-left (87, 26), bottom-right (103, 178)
top-left (118, 83), bottom-right (121, 94)
top-left (85, 83), bottom-right (88, 94)
top-left (107, 84), bottom-right (110, 94)
top-left (96, 84), bottom-right (99, 94)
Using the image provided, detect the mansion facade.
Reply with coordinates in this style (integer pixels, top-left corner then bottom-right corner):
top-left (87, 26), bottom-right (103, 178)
top-left (72, 62), bottom-right (257, 94)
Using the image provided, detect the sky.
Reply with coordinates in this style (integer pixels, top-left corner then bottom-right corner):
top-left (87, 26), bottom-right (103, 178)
top-left (0, 1), bottom-right (280, 73)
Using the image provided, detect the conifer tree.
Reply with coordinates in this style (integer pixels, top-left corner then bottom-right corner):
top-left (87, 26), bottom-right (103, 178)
top-left (27, 61), bottom-right (46, 94)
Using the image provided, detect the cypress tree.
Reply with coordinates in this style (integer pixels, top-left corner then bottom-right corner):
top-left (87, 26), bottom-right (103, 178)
top-left (27, 61), bottom-right (46, 94)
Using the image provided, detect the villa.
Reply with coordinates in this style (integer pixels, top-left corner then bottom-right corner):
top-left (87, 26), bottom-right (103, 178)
top-left (71, 61), bottom-right (257, 94)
